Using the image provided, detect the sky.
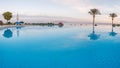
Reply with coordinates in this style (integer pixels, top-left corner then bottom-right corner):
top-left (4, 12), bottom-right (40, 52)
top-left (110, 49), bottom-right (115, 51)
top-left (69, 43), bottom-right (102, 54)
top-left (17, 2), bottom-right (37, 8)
top-left (0, 0), bottom-right (120, 23)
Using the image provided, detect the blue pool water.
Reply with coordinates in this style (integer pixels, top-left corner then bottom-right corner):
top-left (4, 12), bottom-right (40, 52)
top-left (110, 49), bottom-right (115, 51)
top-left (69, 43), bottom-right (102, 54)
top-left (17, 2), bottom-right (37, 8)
top-left (0, 25), bottom-right (120, 68)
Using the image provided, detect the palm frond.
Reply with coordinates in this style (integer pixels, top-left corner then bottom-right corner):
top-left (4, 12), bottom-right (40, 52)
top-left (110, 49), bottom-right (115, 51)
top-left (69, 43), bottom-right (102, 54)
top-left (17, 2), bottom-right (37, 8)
top-left (88, 8), bottom-right (101, 15)
top-left (109, 13), bottom-right (117, 18)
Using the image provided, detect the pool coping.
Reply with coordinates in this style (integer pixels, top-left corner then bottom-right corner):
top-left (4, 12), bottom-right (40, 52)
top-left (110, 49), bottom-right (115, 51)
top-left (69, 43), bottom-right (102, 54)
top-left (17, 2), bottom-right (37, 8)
top-left (0, 25), bottom-right (25, 30)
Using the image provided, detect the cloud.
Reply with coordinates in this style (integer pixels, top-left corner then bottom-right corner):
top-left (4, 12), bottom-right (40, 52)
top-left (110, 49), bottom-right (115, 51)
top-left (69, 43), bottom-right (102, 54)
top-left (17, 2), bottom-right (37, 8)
top-left (0, 14), bottom-right (83, 23)
top-left (52, 0), bottom-right (120, 14)
top-left (52, 0), bottom-right (92, 13)
top-left (52, 0), bottom-right (120, 23)
top-left (1, 0), bottom-right (120, 23)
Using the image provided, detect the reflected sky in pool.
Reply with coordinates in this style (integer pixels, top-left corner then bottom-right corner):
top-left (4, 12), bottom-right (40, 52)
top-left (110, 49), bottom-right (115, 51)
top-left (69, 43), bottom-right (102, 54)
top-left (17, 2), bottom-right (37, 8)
top-left (0, 25), bottom-right (120, 68)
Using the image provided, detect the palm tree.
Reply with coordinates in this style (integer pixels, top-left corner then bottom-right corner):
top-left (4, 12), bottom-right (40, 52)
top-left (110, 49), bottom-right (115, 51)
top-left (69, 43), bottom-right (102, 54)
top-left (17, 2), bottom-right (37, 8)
top-left (88, 8), bottom-right (101, 32)
top-left (109, 13), bottom-right (117, 26)
top-left (2, 11), bottom-right (13, 24)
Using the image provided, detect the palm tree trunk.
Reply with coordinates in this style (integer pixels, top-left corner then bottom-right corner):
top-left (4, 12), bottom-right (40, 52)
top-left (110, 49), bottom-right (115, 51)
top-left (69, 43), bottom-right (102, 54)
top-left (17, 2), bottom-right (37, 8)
top-left (112, 26), bottom-right (113, 32)
top-left (112, 18), bottom-right (114, 26)
top-left (93, 15), bottom-right (95, 33)
top-left (7, 20), bottom-right (8, 24)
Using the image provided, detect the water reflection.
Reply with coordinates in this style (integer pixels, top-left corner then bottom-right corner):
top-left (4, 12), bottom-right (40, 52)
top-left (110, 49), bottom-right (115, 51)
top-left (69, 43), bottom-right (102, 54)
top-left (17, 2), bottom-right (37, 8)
top-left (2, 26), bottom-right (24, 38)
top-left (1, 25), bottom-right (118, 39)
top-left (109, 26), bottom-right (117, 37)
top-left (16, 26), bottom-right (23, 37)
top-left (16, 26), bottom-right (22, 29)
top-left (3, 29), bottom-right (13, 38)
top-left (88, 31), bottom-right (100, 40)
top-left (88, 24), bottom-right (100, 40)
top-left (58, 23), bottom-right (64, 27)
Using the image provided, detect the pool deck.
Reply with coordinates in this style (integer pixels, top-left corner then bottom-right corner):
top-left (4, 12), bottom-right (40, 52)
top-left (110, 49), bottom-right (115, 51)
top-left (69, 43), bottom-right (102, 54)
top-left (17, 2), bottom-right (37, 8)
top-left (0, 25), bottom-right (24, 30)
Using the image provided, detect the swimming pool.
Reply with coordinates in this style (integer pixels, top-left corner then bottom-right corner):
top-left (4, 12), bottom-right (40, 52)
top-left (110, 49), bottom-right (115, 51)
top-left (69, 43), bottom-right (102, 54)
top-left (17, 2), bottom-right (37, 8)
top-left (0, 25), bottom-right (120, 68)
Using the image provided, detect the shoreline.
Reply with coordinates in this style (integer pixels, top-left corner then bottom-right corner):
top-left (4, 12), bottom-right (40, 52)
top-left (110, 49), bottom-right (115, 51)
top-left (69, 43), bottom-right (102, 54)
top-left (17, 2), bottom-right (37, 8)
top-left (0, 25), bottom-right (25, 30)
top-left (0, 23), bottom-right (119, 29)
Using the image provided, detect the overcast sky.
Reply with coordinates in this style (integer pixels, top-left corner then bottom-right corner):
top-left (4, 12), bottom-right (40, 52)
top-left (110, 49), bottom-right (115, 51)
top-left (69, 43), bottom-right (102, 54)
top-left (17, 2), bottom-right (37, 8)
top-left (0, 0), bottom-right (120, 23)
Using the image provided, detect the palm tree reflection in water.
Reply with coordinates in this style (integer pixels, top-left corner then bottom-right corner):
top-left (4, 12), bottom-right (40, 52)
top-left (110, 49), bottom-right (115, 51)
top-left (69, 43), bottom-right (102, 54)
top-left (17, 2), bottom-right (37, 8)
top-left (88, 24), bottom-right (100, 40)
top-left (16, 27), bottom-right (20, 37)
top-left (16, 26), bottom-right (23, 37)
top-left (3, 29), bottom-right (13, 38)
top-left (109, 26), bottom-right (117, 37)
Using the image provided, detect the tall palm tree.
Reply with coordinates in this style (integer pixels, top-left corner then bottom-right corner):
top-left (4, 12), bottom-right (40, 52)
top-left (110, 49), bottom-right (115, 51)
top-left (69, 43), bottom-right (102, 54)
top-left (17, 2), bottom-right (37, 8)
top-left (88, 8), bottom-right (101, 32)
top-left (109, 13), bottom-right (117, 25)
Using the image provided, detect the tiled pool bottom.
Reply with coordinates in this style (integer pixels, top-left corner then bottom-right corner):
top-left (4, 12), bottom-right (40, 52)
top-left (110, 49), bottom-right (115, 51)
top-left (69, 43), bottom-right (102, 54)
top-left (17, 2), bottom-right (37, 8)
top-left (0, 25), bottom-right (120, 68)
